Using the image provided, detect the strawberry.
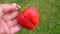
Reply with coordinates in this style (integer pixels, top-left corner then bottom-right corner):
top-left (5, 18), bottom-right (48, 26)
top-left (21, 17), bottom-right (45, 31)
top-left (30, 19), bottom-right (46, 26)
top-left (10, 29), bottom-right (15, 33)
top-left (17, 7), bottom-right (39, 30)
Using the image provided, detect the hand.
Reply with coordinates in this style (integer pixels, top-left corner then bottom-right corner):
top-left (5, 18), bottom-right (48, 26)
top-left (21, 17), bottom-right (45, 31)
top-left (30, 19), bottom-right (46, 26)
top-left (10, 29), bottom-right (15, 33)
top-left (0, 3), bottom-right (21, 34)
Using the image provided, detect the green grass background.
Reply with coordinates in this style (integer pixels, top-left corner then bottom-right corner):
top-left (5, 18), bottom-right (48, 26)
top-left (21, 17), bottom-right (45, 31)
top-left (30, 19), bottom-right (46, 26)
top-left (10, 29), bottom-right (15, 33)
top-left (0, 0), bottom-right (60, 34)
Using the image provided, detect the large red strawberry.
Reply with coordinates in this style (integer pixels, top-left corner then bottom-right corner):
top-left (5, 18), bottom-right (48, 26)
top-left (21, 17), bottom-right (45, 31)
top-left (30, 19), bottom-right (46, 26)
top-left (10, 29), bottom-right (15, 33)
top-left (17, 7), bottom-right (39, 30)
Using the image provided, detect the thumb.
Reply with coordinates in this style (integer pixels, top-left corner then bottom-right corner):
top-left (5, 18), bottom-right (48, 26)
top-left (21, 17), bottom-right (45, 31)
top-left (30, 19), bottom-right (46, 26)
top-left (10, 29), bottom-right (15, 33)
top-left (10, 25), bottom-right (21, 34)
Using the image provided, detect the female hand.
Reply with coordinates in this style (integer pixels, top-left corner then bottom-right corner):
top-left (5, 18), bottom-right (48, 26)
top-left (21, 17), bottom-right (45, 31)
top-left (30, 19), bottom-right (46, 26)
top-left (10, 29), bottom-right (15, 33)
top-left (0, 3), bottom-right (21, 34)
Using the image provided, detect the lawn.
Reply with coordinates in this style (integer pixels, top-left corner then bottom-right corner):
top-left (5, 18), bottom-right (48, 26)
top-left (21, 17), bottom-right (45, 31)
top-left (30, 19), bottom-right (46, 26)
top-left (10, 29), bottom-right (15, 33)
top-left (0, 0), bottom-right (60, 34)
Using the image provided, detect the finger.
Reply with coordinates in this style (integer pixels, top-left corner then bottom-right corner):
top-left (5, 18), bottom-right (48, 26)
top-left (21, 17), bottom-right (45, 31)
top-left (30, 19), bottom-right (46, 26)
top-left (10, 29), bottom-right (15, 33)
top-left (11, 3), bottom-right (19, 11)
top-left (3, 11), bottom-right (18, 21)
top-left (10, 25), bottom-right (21, 34)
top-left (7, 19), bottom-right (17, 28)
top-left (0, 4), bottom-right (12, 13)
top-left (0, 3), bottom-right (18, 13)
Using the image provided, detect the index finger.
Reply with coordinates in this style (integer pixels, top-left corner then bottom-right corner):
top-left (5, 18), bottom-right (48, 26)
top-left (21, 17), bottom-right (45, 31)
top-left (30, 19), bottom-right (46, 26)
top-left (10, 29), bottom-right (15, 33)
top-left (0, 3), bottom-right (19, 13)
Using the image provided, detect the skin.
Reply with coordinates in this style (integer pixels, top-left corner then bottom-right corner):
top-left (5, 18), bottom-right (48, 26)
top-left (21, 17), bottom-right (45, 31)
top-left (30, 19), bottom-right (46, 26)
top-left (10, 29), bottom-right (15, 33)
top-left (0, 3), bottom-right (21, 34)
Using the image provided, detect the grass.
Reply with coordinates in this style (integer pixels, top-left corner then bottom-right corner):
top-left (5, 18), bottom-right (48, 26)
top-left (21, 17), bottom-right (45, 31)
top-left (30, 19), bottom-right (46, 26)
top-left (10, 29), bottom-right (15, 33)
top-left (0, 0), bottom-right (60, 34)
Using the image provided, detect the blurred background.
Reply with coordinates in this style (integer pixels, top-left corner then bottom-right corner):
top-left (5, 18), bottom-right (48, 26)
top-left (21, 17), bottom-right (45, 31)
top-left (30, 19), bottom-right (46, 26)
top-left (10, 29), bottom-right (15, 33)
top-left (0, 0), bottom-right (60, 34)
